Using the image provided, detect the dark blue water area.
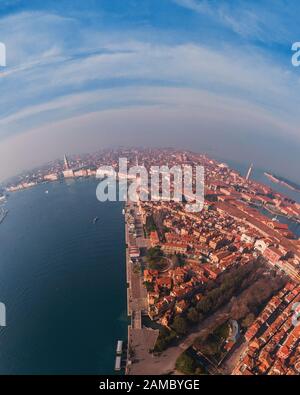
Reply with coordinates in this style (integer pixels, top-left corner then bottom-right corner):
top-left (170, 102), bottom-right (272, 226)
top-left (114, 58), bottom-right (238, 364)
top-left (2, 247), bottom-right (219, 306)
top-left (0, 178), bottom-right (127, 374)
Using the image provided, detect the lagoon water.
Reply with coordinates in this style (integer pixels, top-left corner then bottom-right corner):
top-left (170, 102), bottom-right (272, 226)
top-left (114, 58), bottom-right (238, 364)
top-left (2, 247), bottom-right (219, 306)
top-left (0, 178), bottom-right (127, 374)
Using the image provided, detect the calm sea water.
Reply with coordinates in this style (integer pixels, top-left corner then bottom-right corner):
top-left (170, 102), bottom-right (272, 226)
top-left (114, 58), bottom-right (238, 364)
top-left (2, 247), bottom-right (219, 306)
top-left (0, 178), bottom-right (127, 374)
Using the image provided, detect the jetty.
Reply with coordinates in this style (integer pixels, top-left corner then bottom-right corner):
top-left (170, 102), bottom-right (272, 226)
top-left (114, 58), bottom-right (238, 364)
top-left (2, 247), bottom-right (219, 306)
top-left (114, 339), bottom-right (127, 372)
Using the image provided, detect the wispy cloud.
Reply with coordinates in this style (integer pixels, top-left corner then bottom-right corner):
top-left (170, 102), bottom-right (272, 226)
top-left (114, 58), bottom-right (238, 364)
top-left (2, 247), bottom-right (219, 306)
top-left (1, 33), bottom-right (299, 132)
top-left (0, 2), bottom-right (300, 181)
top-left (173, 0), bottom-right (211, 14)
top-left (172, 0), bottom-right (296, 43)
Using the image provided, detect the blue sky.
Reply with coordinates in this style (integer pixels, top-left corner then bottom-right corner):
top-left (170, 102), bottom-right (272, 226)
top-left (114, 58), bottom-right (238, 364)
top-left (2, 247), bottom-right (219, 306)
top-left (0, 0), bottom-right (300, 181)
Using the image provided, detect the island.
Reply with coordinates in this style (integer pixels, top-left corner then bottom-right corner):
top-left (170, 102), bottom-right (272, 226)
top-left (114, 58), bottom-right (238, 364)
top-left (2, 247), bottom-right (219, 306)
top-left (264, 172), bottom-right (300, 193)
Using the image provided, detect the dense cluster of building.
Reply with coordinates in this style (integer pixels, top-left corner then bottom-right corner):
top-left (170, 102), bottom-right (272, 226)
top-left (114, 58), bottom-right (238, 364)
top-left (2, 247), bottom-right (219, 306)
top-left (136, 150), bottom-right (300, 374)
top-left (234, 282), bottom-right (300, 375)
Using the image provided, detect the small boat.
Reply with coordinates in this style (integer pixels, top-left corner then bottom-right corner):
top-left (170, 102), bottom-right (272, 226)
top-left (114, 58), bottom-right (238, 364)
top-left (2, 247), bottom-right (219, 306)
top-left (116, 340), bottom-right (123, 355)
top-left (122, 209), bottom-right (125, 215)
top-left (93, 217), bottom-right (99, 224)
top-left (45, 190), bottom-right (49, 194)
top-left (114, 356), bottom-right (121, 371)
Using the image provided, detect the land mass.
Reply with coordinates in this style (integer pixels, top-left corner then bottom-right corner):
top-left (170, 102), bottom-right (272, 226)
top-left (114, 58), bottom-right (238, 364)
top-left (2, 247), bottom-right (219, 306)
top-left (264, 172), bottom-right (300, 193)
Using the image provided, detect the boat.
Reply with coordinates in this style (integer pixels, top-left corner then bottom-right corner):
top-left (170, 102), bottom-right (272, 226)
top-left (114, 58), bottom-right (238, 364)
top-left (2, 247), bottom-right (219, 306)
top-left (116, 340), bottom-right (123, 355)
top-left (93, 216), bottom-right (99, 224)
top-left (45, 190), bottom-right (49, 194)
top-left (122, 209), bottom-right (125, 215)
top-left (114, 356), bottom-right (121, 371)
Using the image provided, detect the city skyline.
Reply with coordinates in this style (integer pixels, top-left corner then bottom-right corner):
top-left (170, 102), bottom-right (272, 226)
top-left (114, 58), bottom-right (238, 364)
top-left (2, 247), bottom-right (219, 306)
top-left (0, 1), bottom-right (300, 182)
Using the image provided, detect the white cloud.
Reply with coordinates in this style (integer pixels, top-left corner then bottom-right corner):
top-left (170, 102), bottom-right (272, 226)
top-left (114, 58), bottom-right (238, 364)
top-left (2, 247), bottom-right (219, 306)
top-left (172, 0), bottom-right (293, 43)
top-left (0, 8), bottom-right (300, 180)
top-left (1, 38), bottom-right (299, 130)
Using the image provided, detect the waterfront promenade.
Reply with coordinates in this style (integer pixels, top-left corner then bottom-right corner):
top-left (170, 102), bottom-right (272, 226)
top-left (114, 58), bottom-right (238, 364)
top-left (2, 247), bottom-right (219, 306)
top-left (125, 201), bottom-right (159, 375)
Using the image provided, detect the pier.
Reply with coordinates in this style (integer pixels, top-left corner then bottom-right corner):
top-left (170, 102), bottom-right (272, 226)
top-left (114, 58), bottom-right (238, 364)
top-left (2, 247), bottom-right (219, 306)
top-left (114, 356), bottom-right (122, 371)
top-left (114, 340), bottom-right (126, 372)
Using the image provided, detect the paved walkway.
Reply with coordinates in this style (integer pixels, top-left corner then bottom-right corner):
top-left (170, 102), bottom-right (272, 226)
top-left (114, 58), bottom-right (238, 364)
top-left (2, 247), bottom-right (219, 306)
top-left (126, 202), bottom-right (159, 374)
top-left (127, 303), bottom-right (231, 375)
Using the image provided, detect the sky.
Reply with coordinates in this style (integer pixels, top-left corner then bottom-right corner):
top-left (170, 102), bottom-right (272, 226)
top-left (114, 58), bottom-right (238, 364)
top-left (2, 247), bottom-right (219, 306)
top-left (0, 0), bottom-right (300, 182)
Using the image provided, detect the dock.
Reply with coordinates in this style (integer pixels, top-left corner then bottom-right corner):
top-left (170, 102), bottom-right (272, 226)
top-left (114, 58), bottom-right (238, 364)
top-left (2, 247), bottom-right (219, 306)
top-left (116, 340), bottom-right (123, 355)
top-left (114, 339), bottom-right (126, 372)
top-left (114, 356), bottom-right (122, 371)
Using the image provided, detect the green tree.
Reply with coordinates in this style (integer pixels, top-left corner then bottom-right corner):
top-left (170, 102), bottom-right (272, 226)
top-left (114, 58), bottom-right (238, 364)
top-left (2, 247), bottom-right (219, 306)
top-left (198, 312), bottom-right (204, 323)
top-left (147, 246), bottom-right (163, 262)
top-left (154, 337), bottom-right (168, 352)
top-left (195, 335), bottom-right (220, 357)
top-left (172, 316), bottom-right (188, 335)
top-left (154, 328), bottom-right (177, 352)
top-left (197, 297), bottom-right (213, 314)
top-left (187, 307), bottom-right (199, 324)
top-left (175, 352), bottom-right (196, 374)
top-left (146, 215), bottom-right (156, 233)
top-left (241, 313), bottom-right (255, 328)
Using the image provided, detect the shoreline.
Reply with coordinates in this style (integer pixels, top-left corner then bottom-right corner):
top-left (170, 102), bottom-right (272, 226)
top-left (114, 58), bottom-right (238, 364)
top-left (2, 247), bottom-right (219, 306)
top-left (124, 201), bottom-right (160, 375)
